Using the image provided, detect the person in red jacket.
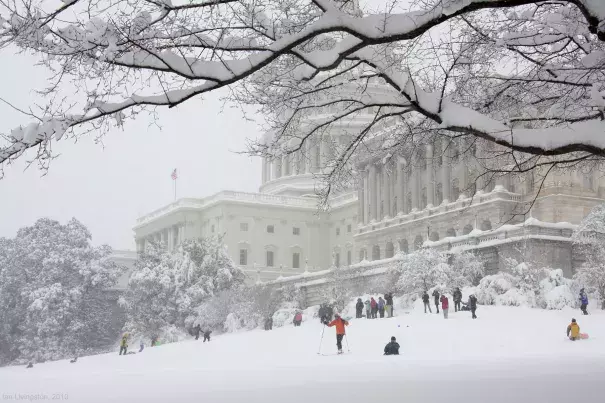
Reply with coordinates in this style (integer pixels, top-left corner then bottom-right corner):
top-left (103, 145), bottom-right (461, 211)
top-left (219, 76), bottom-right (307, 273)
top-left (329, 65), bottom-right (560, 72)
top-left (326, 313), bottom-right (349, 354)
top-left (440, 294), bottom-right (449, 319)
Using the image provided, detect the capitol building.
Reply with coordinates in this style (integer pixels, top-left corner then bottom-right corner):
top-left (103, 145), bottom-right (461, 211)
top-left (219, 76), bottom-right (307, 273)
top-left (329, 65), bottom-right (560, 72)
top-left (133, 96), bottom-right (605, 282)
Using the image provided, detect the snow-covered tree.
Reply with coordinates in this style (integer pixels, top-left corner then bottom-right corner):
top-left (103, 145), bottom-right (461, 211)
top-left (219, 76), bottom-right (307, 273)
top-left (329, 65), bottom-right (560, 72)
top-left (1, 0), bottom-right (604, 197)
top-left (449, 251), bottom-right (485, 289)
top-left (572, 203), bottom-right (605, 309)
top-left (121, 237), bottom-right (245, 338)
top-left (393, 248), bottom-right (450, 295)
top-left (0, 218), bottom-right (124, 365)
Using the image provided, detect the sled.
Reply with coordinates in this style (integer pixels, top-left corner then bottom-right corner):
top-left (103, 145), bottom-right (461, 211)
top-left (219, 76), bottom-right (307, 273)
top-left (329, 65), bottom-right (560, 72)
top-left (580, 333), bottom-right (589, 339)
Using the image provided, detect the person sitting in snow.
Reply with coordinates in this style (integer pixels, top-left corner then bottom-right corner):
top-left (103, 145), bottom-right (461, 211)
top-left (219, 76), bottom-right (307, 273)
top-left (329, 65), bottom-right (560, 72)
top-left (567, 318), bottom-right (581, 341)
top-left (579, 289), bottom-right (589, 315)
top-left (325, 313), bottom-right (349, 354)
top-left (384, 336), bottom-right (400, 355)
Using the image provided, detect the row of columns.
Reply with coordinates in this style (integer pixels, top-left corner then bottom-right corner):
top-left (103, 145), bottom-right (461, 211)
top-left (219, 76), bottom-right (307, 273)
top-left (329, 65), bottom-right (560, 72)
top-left (137, 224), bottom-right (186, 253)
top-left (261, 138), bottom-right (335, 184)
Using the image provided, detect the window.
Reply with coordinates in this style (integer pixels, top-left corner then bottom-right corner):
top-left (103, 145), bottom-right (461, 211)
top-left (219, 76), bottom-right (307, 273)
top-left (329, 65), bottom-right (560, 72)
top-left (266, 250), bottom-right (274, 267)
top-left (335, 253), bottom-right (340, 267)
top-left (347, 224), bottom-right (352, 233)
top-left (293, 227), bottom-right (300, 236)
top-left (239, 249), bottom-right (248, 266)
top-left (336, 227), bottom-right (340, 236)
top-left (292, 252), bottom-right (300, 269)
top-left (347, 250), bottom-right (352, 266)
top-left (211, 225), bottom-right (215, 233)
top-left (267, 225), bottom-right (275, 233)
top-left (240, 223), bottom-right (249, 232)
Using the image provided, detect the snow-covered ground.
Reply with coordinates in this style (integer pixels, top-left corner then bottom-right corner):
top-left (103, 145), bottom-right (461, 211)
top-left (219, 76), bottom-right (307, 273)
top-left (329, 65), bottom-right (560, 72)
top-left (2, 305), bottom-right (605, 403)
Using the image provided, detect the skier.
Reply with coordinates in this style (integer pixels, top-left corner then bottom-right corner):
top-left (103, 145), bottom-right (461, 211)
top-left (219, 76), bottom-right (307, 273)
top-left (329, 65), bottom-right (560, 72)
top-left (293, 311), bottom-right (303, 326)
top-left (355, 298), bottom-right (364, 319)
top-left (325, 313), bottom-right (349, 354)
top-left (385, 293), bottom-right (394, 318)
top-left (119, 333), bottom-right (128, 355)
top-left (432, 289), bottom-right (440, 314)
top-left (422, 291), bottom-right (432, 313)
top-left (378, 296), bottom-right (386, 318)
top-left (364, 299), bottom-right (371, 319)
top-left (440, 294), bottom-right (449, 319)
top-left (203, 330), bottom-right (212, 342)
top-left (579, 288), bottom-right (589, 315)
top-left (468, 294), bottom-right (478, 319)
top-left (567, 318), bottom-right (580, 341)
top-left (193, 324), bottom-right (201, 340)
top-left (383, 336), bottom-right (400, 355)
top-left (453, 287), bottom-right (462, 312)
top-left (370, 297), bottom-right (378, 319)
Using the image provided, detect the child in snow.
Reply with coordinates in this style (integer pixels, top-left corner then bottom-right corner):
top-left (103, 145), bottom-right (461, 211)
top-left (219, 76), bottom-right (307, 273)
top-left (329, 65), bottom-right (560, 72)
top-left (440, 294), bottom-right (449, 319)
top-left (325, 313), bottom-right (349, 354)
top-left (567, 318), bottom-right (580, 341)
top-left (384, 336), bottom-right (400, 355)
top-left (119, 333), bottom-right (128, 355)
top-left (579, 289), bottom-right (589, 315)
top-left (422, 291), bottom-right (432, 313)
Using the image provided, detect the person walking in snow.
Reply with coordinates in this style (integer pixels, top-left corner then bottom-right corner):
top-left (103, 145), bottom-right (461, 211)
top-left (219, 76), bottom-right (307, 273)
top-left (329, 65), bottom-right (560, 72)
top-left (453, 288), bottom-right (462, 312)
top-left (364, 299), bottom-right (371, 319)
top-left (203, 330), bottom-right (212, 342)
top-left (432, 289), bottom-right (440, 314)
top-left (567, 318), bottom-right (581, 341)
top-left (370, 297), bottom-right (378, 319)
top-left (119, 333), bottom-right (128, 355)
top-left (378, 296), bottom-right (386, 318)
top-left (356, 298), bottom-right (364, 319)
top-left (193, 324), bottom-right (201, 340)
top-left (385, 293), bottom-right (394, 318)
top-left (384, 336), bottom-right (400, 355)
top-left (139, 340), bottom-right (144, 353)
top-left (325, 313), bottom-right (349, 354)
top-left (579, 289), bottom-right (589, 315)
top-left (468, 294), bottom-right (478, 319)
top-left (293, 311), bottom-right (303, 326)
top-left (440, 294), bottom-right (449, 319)
top-left (422, 291), bottom-right (432, 313)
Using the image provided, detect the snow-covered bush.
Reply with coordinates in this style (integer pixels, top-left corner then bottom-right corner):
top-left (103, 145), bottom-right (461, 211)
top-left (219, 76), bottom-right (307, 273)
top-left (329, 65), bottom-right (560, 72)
top-left (539, 269), bottom-right (577, 310)
top-left (0, 218), bottom-right (125, 365)
top-left (122, 237), bottom-right (245, 340)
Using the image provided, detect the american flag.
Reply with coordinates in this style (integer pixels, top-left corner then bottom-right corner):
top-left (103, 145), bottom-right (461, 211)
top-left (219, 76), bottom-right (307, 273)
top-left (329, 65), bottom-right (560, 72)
top-left (171, 168), bottom-right (177, 180)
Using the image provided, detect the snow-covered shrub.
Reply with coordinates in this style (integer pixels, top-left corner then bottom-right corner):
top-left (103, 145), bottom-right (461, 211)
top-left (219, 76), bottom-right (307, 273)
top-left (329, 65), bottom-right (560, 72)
top-left (393, 249), bottom-right (450, 294)
top-left (0, 218), bottom-right (125, 365)
top-left (475, 272), bottom-right (517, 305)
top-left (122, 237), bottom-right (245, 340)
top-left (539, 269), bottom-right (576, 310)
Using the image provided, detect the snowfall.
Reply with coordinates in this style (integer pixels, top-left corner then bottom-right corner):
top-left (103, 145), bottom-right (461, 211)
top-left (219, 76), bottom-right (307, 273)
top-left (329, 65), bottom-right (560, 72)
top-left (1, 303), bottom-right (605, 403)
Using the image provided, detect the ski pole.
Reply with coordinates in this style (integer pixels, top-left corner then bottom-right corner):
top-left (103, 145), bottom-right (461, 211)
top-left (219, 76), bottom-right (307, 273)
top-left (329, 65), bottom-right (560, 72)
top-left (317, 324), bottom-right (326, 354)
top-left (344, 334), bottom-right (351, 352)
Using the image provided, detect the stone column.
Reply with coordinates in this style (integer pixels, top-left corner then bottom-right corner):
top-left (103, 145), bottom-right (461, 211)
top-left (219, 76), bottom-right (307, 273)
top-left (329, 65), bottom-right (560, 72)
top-left (375, 165), bottom-right (381, 221)
top-left (319, 138), bottom-right (327, 173)
top-left (426, 145), bottom-right (434, 208)
top-left (369, 164), bottom-right (377, 222)
top-left (272, 159), bottom-right (280, 179)
top-left (310, 144), bottom-right (318, 173)
top-left (167, 228), bottom-right (173, 251)
top-left (397, 158), bottom-right (406, 215)
top-left (383, 164), bottom-right (391, 218)
top-left (293, 153), bottom-right (300, 175)
top-left (261, 157), bottom-right (267, 183)
top-left (281, 155), bottom-right (288, 177)
top-left (357, 175), bottom-right (364, 225)
top-left (363, 169), bottom-right (369, 224)
top-left (442, 155), bottom-right (451, 204)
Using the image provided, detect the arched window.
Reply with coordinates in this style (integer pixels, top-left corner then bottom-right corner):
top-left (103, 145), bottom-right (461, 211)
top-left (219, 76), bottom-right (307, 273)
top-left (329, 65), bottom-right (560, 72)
top-left (359, 249), bottom-right (366, 261)
top-left (481, 219), bottom-right (492, 231)
top-left (429, 232), bottom-right (439, 242)
top-left (385, 242), bottom-right (395, 258)
top-left (446, 228), bottom-right (456, 238)
top-left (398, 239), bottom-right (409, 254)
top-left (372, 245), bottom-right (381, 261)
top-left (414, 235), bottom-right (423, 250)
top-left (463, 224), bottom-right (473, 235)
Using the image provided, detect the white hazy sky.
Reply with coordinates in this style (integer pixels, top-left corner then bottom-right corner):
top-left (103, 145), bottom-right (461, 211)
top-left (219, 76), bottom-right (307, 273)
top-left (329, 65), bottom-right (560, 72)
top-left (0, 52), bottom-right (261, 250)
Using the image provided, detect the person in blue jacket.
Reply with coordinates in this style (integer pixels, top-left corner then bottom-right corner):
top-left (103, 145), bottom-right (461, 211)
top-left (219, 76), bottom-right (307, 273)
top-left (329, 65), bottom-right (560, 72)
top-left (579, 288), bottom-right (589, 315)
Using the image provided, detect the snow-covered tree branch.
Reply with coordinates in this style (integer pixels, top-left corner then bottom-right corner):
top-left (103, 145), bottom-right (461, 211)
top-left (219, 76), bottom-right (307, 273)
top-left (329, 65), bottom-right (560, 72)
top-left (1, 0), bottom-right (604, 179)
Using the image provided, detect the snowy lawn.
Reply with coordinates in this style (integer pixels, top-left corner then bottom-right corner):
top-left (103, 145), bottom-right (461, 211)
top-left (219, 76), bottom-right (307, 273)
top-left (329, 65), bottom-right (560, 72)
top-left (1, 305), bottom-right (605, 403)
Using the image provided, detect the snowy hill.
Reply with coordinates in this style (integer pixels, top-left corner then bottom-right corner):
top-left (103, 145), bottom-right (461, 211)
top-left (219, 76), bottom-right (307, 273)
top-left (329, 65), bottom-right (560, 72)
top-left (1, 305), bottom-right (605, 403)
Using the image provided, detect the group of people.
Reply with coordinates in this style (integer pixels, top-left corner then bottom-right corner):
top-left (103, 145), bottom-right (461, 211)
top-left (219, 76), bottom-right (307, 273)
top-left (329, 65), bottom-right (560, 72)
top-left (193, 324), bottom-right (212, 342)
top-left (356, 293), bottom-right (395, 319)
top-left (422, 288), bottom-right (478, 319)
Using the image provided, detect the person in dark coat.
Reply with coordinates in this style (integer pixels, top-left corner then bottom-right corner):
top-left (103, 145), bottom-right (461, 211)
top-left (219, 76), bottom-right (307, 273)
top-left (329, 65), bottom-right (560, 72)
top-left (318, 304), bottom-right (327, 323)
top-left (378, 297), bottom-right (386, 318)
top-left (203, 330), bottom-right (212, 342)
top-left (432, 289), bottom-right (440, 314)
top-left (384, 336), bottom-right (400, 355)
top-left (579, 289), bottom-right (589, 315)
top-left (468, 294), bottom-right (478, 319)
top-left (453, 288), bottom-right (463, 312)
top-left (422, 291), bottom-right (431, 313)
top-left (384, 293), bottom-right (394, 317)
top-left (355, 298), bottom-right (364, 319)
top-left (193, 324), bottom-right (201, 340)
top-left (264, 317), bottom-right (273, 330)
